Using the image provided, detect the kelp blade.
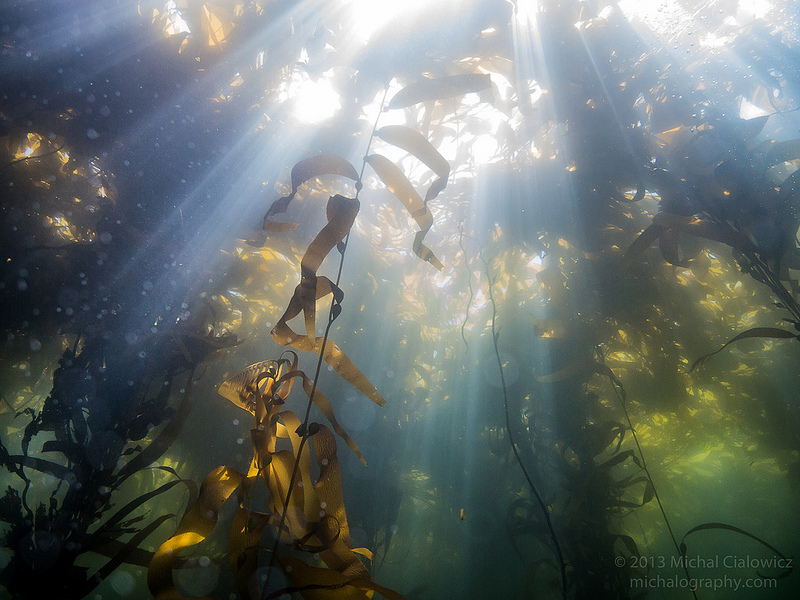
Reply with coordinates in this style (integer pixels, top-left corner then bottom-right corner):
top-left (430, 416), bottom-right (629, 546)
top-left (291, 155), bottom-right (359, 191)
top-left (376, 125), bottom-right (450, 201)
top-left (387, 73), bottom-right (492, 109)
top-left (263, 156), bottom-right (358, 232)
top-left (689, 327), bottom-right (798, 371)
top-left (148, 466), bottom-right (244, 599)
top-left (365, 153), bottom-right (443, 269)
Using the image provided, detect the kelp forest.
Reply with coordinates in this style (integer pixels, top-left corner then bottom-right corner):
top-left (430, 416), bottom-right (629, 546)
top-left (2, 0), bottom-right (800, 599)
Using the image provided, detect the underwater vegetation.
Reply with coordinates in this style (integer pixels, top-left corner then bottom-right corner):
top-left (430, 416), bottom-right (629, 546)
top-left (2, 0), bottom-right (800, 599)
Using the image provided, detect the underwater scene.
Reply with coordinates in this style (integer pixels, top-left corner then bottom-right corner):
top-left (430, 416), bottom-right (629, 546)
top-left (2, 0), bottom-right (800, 599)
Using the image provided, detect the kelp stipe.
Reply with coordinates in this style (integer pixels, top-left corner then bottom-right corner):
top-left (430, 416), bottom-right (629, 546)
top-left (481, 251), bottom-right (568, 600)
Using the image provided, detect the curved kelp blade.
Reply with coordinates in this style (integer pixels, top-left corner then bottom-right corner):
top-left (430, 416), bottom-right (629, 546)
top-left (680, 523), bottom-right (793, 579)
top-left (273, 555), bottom-right (407, 600)
top-left (299, 195), bottom-right (360, 344)
top-left (147, 466), bottom-right (245, 600)
top-left (387, 73), bottom-right (491, 109)
top-left (366, 153), bottom-right (443, 269)
top-left (264, 449), bottom-right (311, 541)
top-left (268, 194), bottom-right (382, 404)
top-left (262, 156), bottom-right (358, 233)
top-left (218, 359), bottom-right (278, 413)
top-left (313, 426), bottom-right (355, 548)
top-left (376, 125), bottom-right (450, 201)
top-left (272, 319), bottom-right (385, 406)
top-left (277, 371), bottom-right (365, 465)
top-left (689, 327), bottom-right (798, 371)
top-left (310, 426), bottom-right (370, 577)
top-left (291, 155), bottom-right (359, 192)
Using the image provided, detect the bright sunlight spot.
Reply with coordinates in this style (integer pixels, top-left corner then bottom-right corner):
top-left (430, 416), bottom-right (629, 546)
top-left (278, 69), bottom-right (341, 124)
top-left (349, 0), bottom-right (434, 43)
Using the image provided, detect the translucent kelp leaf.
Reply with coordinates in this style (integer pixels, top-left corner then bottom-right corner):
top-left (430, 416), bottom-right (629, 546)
top-left (201, 2), bottom-right (234, 47)
top-left (376, 126), bottom-right (450, 201)
top-left (366, 154), bottom-right (443, 269)
top-left (219, 360), bottom-right (278, 413)
top-left (148, 466), bottom-right (244, 599)
top-left (689, 327), bottom-right (798, 371)
top-left (313, 425), bottom-right (354, 547)
top-left (387, 73), bottom-right (492, 109)
top-left (272, 320), bottom-right (385, 407)
top-left (262, 156), bottom-right (358, 233)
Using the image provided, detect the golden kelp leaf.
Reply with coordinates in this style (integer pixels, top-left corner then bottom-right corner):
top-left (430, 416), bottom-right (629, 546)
top-left (376, 125), bottom-right (450, 201)
top-left (689, 327), bottom-right (798, 372)
top-left (299, 195), bottom-right (360, 344)
top-left (148, 466), bottom-right (244, 600)
top-left (265, 449), bottom-right (309, 541)
top-left (263, 156), bottom-right (358, 232)
top-left (366, 154), bottom-right (443, 269)
top-left (272, 320), bottom-right (386, 407)
top-left (201, 2), bottom-right (234, 47)
top-left (219, 360), bottom-right (278, 413)
top-left (292, 373), bottom-right (364, 465)
top-left (277, 410), bottom-right (316, 516)
top-left (313, 426), bottom-right (354, 548)
top-left (387, 73), bottom-right (492, 109)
